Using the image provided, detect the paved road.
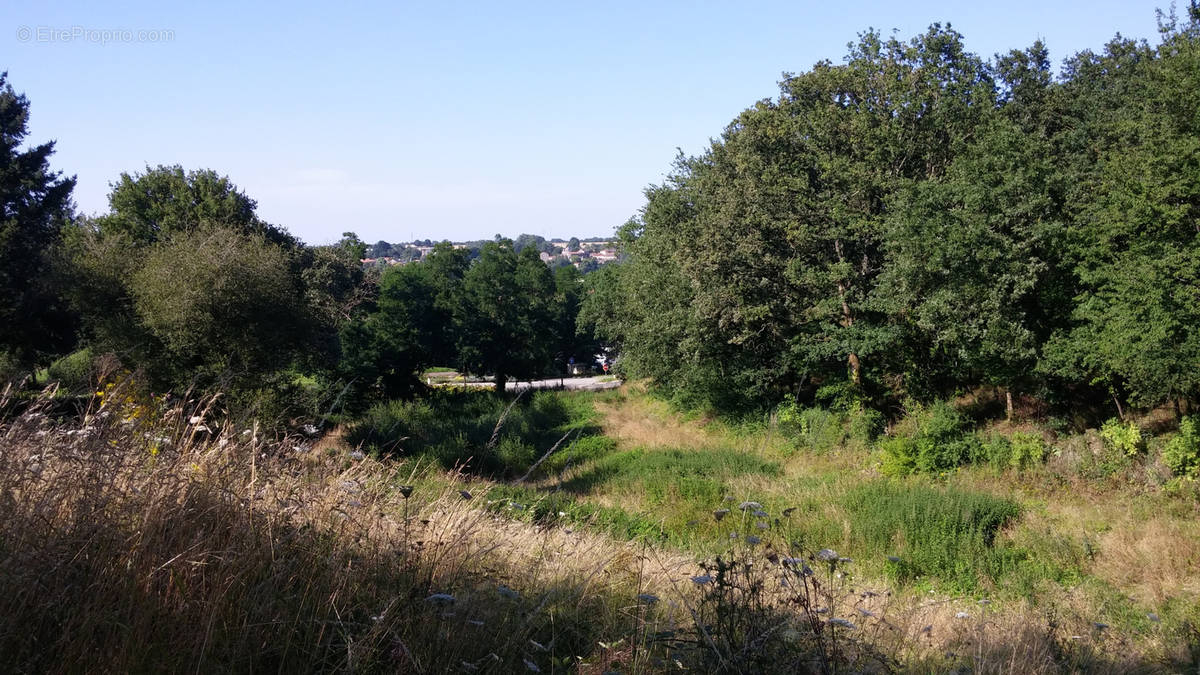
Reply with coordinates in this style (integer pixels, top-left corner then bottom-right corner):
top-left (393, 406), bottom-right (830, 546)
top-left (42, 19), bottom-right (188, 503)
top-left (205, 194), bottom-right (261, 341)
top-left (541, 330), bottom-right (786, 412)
top-left (509, 375), bottom-right (622, 392)
top-left (435, 375), bottom-right (622, 392)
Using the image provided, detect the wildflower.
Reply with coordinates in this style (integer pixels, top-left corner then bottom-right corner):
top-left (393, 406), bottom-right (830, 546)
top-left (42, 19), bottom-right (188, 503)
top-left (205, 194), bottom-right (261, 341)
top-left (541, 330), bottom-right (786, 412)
top-left (887, 555), bottom-right (901, 563)
top-left (398, 485), bottom-right (414, 498)
top-left (636, 593), bottom-right (660, 605)
top-left (828, 618), bottom-right (857, 629)
top-left (1094, 622), bottom-right (1108, 630)
top-left (723, 495), bottom-right (735, 502)
top-left (425, 593), bottom-right (456, 605)
top-left (1148, 612), bottom-right (1161, 623)
top-left (529, 639), bottom-right (549, 651)
top-left (497, 585), bottom-right (519, 599)
top-left (691, 575), bottom-right (713, 585)
top-left (857, 608), bottom-right (876, 617)
top-left (349, 450), bottom-right (365, 460)
top-left (782, 507), bottom-right (796, 516)
top-left (524, 659), bottom-right (540, 672)
top-left (839, 557), bottom-right (853, 563)
top-left (713, 509), bottom-right (729, 521)
top-left (302, 424), bottom-right (319, 436)
top-left (816, 548), bottom-right (838, 561)
top-left (459, 490), bottom-right (473, 500)
top-left (746, 535), bottom-right (762, 546)
top-left (753, 509), bottom-right (769, 517)
top-left (729, 532), bottom-right (739, 540)
top-left (955, 612), bottom-right (969, 619)
top-left (189, 416), bottom-right (203, 425)
top-left (756, 521), bottom-right (769, 530)
top-left (738, 501), bottom-right (762, 511)
top-left (686, 519), bottom-right (699, 527)
top-left (467, 620), bottom-right (485, 626)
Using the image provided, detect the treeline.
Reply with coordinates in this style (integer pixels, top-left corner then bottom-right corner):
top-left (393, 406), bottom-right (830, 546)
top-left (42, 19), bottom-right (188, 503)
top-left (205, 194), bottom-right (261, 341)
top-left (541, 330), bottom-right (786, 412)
top-left (584, 7), bottom-right (1200, 418)
top-left (0, 71), bottom-right (600, 418)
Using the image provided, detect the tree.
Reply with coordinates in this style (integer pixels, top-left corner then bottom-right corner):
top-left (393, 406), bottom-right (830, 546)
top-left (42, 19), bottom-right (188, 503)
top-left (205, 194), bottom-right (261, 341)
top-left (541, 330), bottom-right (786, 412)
top-left (1042, 11), bottom-right (1200, 410)
top-left (129, 225), bottom-right (311, 390)
top-left (610, 25), bottom-right (996, 411)
top-left (340, 242), bottom-right (469, 399)
top-left (0, 72), bottom-right (77, 369)
top-left (98, 165), bottom-right (295, 247)
top-left (567, 237), bottom-right (581, 251)
top-left (455, 241), bottom-right (556, 392)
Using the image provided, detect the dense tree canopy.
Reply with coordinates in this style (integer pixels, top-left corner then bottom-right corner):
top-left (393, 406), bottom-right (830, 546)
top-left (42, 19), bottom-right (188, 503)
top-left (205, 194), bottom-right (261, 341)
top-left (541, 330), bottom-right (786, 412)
top-left (590, 7), bottom-right (1200, 415)
top-left (0, 72), bottom-right (77, 369)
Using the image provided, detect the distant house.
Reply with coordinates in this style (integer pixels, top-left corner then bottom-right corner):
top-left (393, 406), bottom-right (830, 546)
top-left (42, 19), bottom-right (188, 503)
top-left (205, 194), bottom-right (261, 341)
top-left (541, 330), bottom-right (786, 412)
top-left (592, 248), bottom-right (618, 263)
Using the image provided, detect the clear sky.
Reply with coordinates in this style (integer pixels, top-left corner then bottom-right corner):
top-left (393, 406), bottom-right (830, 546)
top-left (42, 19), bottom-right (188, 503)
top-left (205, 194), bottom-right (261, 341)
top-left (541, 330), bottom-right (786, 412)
top-left (6, 1), bottom-right (1170, 245)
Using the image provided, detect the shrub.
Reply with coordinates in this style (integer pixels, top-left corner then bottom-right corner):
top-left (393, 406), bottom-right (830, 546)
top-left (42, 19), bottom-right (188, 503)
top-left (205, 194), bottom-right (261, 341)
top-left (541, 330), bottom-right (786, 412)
top-left (345, 390), bottom-right (599, 477)
top-left (1008, 432), bottom-right (1047, 471)
top-left (878, 401), bottom-right (982, 476)
top-left (46, 348), bottom-right (94, 391)
top-left (1163, 416), bottom-right (1200, 478)
top-left (843, 481), bottom-right (1023, 592)
top-left (1100, 418), bottom-right (1144, 456)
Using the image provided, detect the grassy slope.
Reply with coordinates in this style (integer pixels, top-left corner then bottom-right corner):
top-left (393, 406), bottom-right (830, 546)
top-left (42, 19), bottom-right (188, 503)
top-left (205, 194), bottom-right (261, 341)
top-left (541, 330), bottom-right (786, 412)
top-left (460, 385), bottom-right (1200, 671)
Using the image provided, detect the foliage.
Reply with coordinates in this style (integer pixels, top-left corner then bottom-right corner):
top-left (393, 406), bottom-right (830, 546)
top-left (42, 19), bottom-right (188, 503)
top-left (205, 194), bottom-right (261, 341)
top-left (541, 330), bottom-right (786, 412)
top-left (842, 480), bottom-right (1023, 592)
top-left (345, 390), bottom-right (600, 477)
top-left (981, 431), bottom-right (1048, 472)
top-left (0, 72), bottom-right (77, 369)
top-left (877, 401), bottom-right (983, 476)
top-left (45, 348), bottom-right (94, 392)
top-left (599, 9), bottom-right (1200, 418)
top-left (1163, 416), bottom-right (1200, 478)
top-left (128, 225), bottom-right (313, 391)
top-left (455, 242), bottom-right (558, 391)
top-left (1100, 417), bottom-right (1145, 456)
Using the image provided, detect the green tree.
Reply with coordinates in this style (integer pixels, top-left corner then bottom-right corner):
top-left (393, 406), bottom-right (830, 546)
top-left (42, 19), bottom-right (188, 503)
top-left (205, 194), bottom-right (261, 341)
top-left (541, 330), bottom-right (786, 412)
top-left (129, 225), bottom-right (311, 390)
top-left (1043, 9), bottom-right (1200, 410)
top-left (98, 165), bottom-right (295, 247)
top-left (455, 241), bottom-right (556, 392)
top-left (0, 72), bottom-right (77, 370)
top-left (341, 242), bottom-right (469, 399)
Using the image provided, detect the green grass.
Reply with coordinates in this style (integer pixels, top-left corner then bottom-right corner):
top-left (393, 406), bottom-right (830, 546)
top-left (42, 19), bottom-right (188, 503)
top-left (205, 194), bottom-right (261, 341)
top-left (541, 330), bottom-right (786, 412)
top-left (841, 480), bottom-right (1024, 593)
top-left (345, 389), bottom-right (602, 478)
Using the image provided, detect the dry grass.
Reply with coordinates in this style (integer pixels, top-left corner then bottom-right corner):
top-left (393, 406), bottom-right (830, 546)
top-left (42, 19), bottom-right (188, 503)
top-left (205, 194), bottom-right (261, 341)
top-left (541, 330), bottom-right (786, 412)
top-left (594, 387), bottom-right (714, 451)
top-left (5, 377), bottom-right (1196, 673)
top-left (0, 382), bottom-right (700, 673)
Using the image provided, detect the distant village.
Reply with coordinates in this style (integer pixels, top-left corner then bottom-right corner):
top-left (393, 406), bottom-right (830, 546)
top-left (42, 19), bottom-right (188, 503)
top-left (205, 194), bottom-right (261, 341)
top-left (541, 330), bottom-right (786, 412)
top-left (359, 235), bottom-right (620, 272)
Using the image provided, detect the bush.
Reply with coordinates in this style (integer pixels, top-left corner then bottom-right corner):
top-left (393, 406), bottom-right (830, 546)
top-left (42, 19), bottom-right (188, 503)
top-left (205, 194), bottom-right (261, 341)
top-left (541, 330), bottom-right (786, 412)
top-left (345, 390), bottom-right (600, 477)
top-left (1100, 418), bottom-right (1144, 456)
top-left (843, 480), bottom-right (1023, 592)
top-left (776, 400), bottom-right (883, 453)
top-left (1163, 416), bottom-right (1200, 478)
top-left (1008, 432), bottom-right (1047, 471)
top-left (878, 402), bottom-right (982, 476)
top-left (46, 348), bottom-right (94, 391)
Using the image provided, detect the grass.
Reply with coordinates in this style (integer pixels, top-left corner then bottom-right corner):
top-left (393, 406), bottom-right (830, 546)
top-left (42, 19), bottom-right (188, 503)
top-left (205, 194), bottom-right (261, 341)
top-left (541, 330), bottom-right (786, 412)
top-left (8, 376), bottom-right (1200, 672)
top-left (345, 388), bottom-right (602, 477)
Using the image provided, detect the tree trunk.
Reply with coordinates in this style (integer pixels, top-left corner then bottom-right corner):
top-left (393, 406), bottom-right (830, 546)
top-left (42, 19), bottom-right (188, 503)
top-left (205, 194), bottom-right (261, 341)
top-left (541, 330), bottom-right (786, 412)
top-left (834, 239), bottom-right (861, 386)
top-left (1006, 389), bottom-right (1015, 422)
top-left (494, 372), bottom-right (507, 394)
top-left (1112, 392), bottom-right (1125, 421)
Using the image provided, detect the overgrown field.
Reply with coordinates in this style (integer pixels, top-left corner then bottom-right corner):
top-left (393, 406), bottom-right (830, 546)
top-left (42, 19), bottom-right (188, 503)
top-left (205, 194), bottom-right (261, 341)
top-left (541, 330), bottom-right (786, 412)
top-left (4, 380), bottom-right (1199, 672)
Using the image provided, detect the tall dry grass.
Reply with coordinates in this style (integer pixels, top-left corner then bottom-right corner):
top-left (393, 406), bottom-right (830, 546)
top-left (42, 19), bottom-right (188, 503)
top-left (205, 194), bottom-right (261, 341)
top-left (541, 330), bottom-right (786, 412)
top-left (3, 378), bottom-right (1194, 673)
top-left (0, 381), bottom-right (685, 672)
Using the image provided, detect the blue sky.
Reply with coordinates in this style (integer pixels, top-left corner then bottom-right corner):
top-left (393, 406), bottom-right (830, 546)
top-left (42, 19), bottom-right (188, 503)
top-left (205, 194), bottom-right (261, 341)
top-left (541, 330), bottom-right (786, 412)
top-left (6, 1), bottom-right (1169, 245)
